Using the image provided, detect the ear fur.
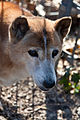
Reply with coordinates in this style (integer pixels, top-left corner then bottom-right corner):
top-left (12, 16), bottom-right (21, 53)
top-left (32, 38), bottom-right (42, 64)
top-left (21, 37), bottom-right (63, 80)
top-left (55, 17), bottom-right (72, 41)
top-left (9, 16), bottom-right (29, 44)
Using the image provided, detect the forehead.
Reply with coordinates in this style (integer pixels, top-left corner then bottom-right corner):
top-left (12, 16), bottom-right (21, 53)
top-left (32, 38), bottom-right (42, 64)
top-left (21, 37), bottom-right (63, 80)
top-left (22, 17), bottom-right (61, 49)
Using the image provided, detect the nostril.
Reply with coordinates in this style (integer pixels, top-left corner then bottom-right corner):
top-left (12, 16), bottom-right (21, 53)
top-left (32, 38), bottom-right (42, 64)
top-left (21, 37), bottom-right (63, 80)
top-left (43, 80), bottom-right (55, 88)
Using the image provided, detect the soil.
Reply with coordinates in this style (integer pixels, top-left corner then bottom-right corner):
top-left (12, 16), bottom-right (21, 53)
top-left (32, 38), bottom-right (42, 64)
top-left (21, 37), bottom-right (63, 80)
top-left (0, 77), bottom-right (80, 120)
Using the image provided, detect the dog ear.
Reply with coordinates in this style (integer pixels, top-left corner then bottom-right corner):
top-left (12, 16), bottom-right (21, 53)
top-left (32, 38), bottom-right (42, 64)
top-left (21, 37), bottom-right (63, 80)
top-left (9, 16), bottom-right (29, 44)
top-left (54, 17), bottom-right (72, 42)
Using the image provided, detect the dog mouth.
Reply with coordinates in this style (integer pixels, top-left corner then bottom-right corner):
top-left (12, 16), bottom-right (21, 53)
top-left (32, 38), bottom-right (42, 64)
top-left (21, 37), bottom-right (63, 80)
top-left (38, 86), bottom-right (50, 91)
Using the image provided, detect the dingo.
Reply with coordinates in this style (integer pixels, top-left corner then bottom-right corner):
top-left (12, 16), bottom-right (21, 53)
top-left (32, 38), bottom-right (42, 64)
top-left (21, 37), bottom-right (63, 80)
top-left (0, 2), bottom-right (71, 91)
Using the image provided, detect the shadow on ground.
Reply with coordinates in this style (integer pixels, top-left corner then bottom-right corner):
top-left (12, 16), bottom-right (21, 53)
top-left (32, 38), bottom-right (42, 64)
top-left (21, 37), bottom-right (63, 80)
top-left (45, 87), bottom-right (73, 120)
top-left (0, 79), bottom-right (80, 120)
top-left (0, 97), bottom-right (25, 120)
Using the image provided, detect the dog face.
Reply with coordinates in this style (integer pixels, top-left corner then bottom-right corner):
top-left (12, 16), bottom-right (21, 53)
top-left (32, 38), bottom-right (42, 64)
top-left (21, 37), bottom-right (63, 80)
top-left (9, 16), bottom-right (71, 91)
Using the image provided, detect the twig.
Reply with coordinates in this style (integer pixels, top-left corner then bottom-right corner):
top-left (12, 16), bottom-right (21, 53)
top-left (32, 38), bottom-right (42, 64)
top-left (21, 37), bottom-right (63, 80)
top-left (61, 51), bottom-right (73, 65)
top-left (71, 35), bottom-right (78, 65)
top-left (15, 82), bottom-right (19, 114)
top-left (32, 80), bottom-right (35, 120)
top-left (72, 23), bottom-right (80, 65)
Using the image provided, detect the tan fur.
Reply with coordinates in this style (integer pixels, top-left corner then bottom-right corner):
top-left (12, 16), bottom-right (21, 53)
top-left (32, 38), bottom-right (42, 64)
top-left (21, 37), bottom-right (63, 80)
top-left (0, 2), bottom-right (71, 90)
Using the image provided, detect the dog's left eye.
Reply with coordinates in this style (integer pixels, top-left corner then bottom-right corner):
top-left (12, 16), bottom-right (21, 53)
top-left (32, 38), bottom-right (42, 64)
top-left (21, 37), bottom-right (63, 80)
top-left (52, 49), bottom-right (59, 58)
top-left (28, 50), bottom-right (38, 57)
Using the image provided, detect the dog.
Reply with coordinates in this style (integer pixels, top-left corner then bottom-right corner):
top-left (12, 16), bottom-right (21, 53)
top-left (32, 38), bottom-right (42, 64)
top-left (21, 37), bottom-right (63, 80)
top-left (0, 1), bottom-right (71, 91)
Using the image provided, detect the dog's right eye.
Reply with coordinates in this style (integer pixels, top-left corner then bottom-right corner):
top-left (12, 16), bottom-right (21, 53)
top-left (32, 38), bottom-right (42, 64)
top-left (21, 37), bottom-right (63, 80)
top-left (52, 49), bottom-right (59, 58)
top-left (28, 50), bottom-right (38, 57)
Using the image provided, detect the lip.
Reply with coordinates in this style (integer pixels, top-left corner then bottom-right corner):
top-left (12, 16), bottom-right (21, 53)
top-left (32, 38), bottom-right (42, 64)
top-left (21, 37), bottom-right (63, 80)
top-left (39, 86), bottom-right (50, 91)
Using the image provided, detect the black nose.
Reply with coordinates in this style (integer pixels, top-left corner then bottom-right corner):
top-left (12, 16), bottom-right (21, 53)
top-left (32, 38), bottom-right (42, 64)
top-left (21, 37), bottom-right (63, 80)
top-left (43, 80), bottom-right (55, 89)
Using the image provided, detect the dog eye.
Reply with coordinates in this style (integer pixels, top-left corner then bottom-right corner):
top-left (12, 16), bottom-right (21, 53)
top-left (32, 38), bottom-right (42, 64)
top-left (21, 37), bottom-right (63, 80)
top-left (28, 50), bottom-right (38, 57)
top-left (52, 49), bottom-right (59, 58)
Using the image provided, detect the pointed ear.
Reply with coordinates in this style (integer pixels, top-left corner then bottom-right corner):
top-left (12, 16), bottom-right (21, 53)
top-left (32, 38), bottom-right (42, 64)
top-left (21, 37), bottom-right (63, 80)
top-left (54, 17), bottom-right (72, 41)
top-left (9, 16), bottom-right (29, 44)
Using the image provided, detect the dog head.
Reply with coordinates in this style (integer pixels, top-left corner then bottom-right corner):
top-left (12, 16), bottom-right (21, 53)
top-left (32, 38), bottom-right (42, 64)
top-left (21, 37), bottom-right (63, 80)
top-left (9, 16), bottom-right (71, 91)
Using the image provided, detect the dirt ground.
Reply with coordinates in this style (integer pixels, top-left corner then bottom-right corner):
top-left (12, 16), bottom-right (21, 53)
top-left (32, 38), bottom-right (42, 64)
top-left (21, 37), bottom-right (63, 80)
top-left (0, 77), bottom-right (80, 120)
